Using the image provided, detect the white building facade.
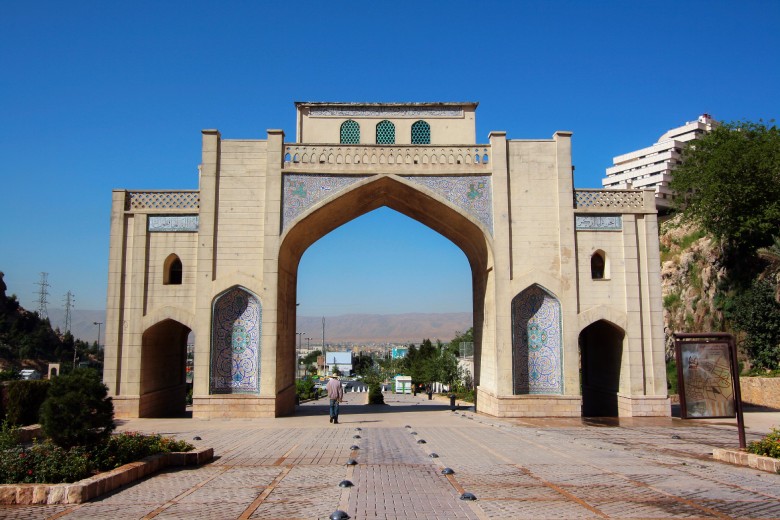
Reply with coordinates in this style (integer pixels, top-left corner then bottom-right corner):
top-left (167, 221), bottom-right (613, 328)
top-left (602, 115), bottom-right (718, 212)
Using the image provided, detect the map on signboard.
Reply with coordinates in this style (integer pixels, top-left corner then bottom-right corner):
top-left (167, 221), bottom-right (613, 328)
top-left (679, 342), bottom-right (735, 418)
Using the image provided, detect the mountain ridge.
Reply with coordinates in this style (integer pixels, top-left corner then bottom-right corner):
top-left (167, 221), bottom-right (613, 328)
top-left (50, 310), bottom-right (473, 345)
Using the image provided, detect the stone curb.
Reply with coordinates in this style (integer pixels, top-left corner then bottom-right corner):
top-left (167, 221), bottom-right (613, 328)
top-left (713, 447), bottom-right (780, 474)
top-left (0, 447), bottom-right (213, 505)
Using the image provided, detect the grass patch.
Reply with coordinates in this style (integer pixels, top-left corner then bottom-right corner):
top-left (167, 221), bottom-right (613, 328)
top-left (663, 292), bottom-right (681, 310)
top-left (673, 229), bottom-right (707, 250)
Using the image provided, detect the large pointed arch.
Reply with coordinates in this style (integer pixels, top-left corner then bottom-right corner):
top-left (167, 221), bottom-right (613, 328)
top-left (277, 175), bottom-right (493, 411)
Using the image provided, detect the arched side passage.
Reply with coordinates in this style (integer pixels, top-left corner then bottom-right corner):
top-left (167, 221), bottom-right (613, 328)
top-left (579, 319), bottom-right (625, 417)
top-left (140, 319), bottom-right (190, 417)
top-left (278, 175), bottom-right (493, 415)
top-left (511, 284), bottom-right (563, 395)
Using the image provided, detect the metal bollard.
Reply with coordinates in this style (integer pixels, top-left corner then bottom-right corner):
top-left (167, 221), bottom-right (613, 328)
top-left (449, 394), bottom-right (456, 411)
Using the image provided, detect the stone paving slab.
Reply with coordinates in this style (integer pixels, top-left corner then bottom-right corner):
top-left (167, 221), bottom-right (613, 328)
top-left (1, 392), bottom-right (779, 519)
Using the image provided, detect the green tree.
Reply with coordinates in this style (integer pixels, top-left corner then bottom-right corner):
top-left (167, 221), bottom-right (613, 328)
top-left (352, 352), bottom-right (374, 375)
top-left (671, 120), bottom-right (780, 254)
top-left (448, 328), bottom-right (474, 357)
top-left (435, 349), bottom-right (460, 389)
top-left (300, 349), bottom-right (321, 366)
top-left (727, 280), bottom-right (780, 370)
top-left (39, 368), bottom-right (115, 449)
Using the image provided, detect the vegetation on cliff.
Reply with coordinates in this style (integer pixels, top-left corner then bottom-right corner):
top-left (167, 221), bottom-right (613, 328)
top-left (663, 119), bottom-right (780, 371)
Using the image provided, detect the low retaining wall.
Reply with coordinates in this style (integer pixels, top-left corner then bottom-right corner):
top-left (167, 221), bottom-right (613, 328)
top-left (740, 377), bottom-right (780, 409)
top-left (0, 447), bottom-right (213, 505)
top-left (713, 448), bottom-right (780, 474)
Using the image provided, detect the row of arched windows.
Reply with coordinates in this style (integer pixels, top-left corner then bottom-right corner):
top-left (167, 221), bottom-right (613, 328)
top-left (340, 119), bottom-right (431, 145)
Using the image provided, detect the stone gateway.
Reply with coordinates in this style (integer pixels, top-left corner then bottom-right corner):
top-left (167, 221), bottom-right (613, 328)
top-left (104, 102), bottom-right (669, 419)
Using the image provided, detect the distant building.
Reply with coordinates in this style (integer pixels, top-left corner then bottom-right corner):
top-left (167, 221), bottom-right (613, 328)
top-left (602, 114), bottom-right (718, 212)
top-left (391, 347), bottom-right (408, 359)
top-left (324, 351), bottom-right (353, 375)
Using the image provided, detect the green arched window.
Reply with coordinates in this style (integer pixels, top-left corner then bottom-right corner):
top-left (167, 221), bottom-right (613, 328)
top-left (340, 120), bottom-right (360, 144)
top-left (411, 120), bottom-right (431, 144)
top-left (376, 120), bottom-right (395, 145)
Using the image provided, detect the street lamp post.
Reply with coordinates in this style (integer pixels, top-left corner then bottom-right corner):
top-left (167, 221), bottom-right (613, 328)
top-left (93, 322), bottom-right (102, 350)
top-left (296, 332), bottom-right (305, 379)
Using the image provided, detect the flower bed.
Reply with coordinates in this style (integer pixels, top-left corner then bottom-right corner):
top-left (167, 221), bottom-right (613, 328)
top-left (0, 446), bottom-right (213, 504)
top-left (713, 448), bottom-right (780, 474)
top-left (0, 425), bottom-right (213, 504)
top-left (713, 427), bottom-right (780, 474)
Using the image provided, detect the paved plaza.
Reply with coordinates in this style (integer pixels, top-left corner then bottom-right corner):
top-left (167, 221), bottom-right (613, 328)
top-left (3, 392), bottom-right (780, 520)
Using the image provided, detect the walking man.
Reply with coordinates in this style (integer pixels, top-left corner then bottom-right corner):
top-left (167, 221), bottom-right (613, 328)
top-left (326, 375), bottom-right (344, 424)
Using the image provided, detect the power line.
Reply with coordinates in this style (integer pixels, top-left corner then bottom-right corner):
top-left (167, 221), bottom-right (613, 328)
top-left (34, 272), bottom-right (50, 320)
top-left (63, 290), bottom-right (75, 332)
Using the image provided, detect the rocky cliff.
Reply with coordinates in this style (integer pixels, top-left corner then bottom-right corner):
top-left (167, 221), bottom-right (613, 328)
top-left (659, 215), bottom-right (727, 357)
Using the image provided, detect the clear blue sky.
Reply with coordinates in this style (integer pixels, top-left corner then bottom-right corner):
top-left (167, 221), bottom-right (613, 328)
top-left (1, 1), bottom-right (778, 316)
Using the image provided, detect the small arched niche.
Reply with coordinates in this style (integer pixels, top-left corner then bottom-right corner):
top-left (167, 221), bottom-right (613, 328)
top-left (591, 250), bottom-right (608, 280)
top-left (164, 254), bottom-right (183, 285)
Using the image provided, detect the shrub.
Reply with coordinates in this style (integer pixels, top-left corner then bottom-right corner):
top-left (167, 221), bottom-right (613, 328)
top-left (367, 384), bottom-right (384, 405)
top-left (0, 429), bottom-right (194, 484)
top-left (39, 368), bottom-right (115, 449)
top-left (746, 428), bottom-right (780, 459)
top-left (5, 380), bottom-right (50, 426)
top-left (91, 431), bottom-right (194, 471)
top-left (728, 281), bottom-right (780, 369)
top-left (295, 378), bottom-right (317, 400)
top-left (666, 358), bottom-right (678, 394)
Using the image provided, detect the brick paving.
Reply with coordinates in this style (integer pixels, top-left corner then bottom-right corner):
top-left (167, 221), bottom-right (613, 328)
top-left (2, 392), bottom-right (779, 519)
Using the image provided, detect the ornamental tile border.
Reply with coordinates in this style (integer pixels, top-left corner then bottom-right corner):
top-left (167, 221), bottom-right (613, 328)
top-left (0, 447), bottom-right (213, 505)
top-left (712, 448), bottom-right (780, 474)
top-left (575, 215), bottom-right (622, 231)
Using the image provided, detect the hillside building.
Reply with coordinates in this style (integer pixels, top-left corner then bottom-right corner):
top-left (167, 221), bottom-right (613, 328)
top-left (602, 114), bottom-right (718, 212)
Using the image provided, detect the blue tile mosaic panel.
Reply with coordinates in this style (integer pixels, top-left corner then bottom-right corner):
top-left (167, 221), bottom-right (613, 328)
top-left (512, 285), bottom-right (563, 395)
top-left (210, 287), bottom-right (261, 394)
top-left (402, 175), bottom-right (493, 235)
top-left (282, 174), bottom-right (367, 230)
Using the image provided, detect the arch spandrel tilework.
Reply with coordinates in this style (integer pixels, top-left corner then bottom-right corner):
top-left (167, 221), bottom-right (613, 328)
top-left (402, 176), bottom-right (493, 234)
top-left (282, 174), bottom-right (368, 230)
top-left (512, 285), bottom-right (563, 395)
top-left (210, 287), bottom-right (261, 394)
